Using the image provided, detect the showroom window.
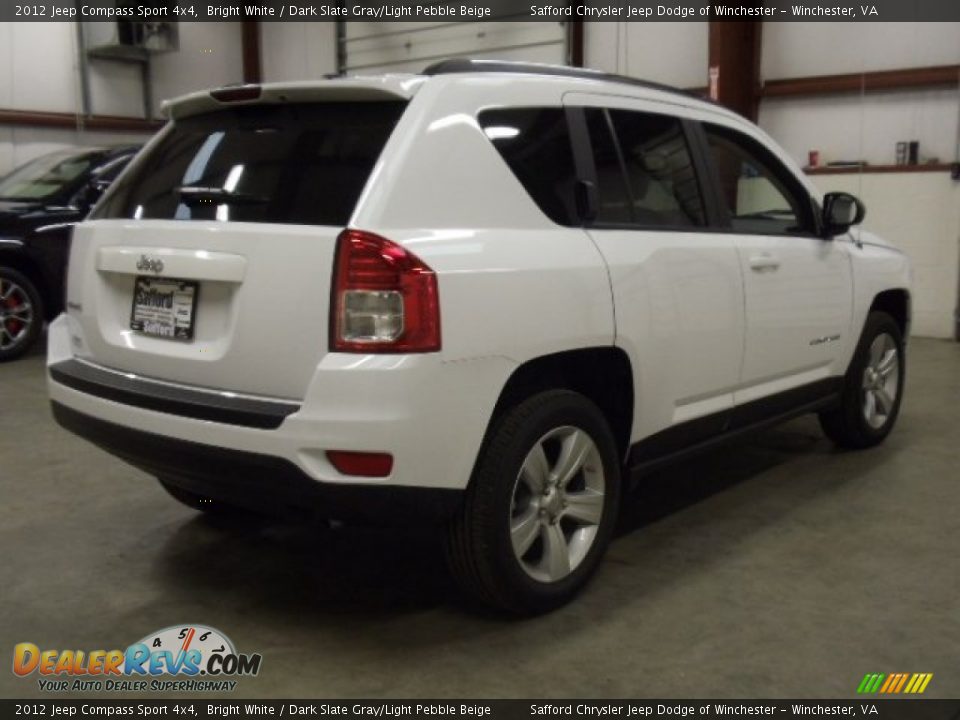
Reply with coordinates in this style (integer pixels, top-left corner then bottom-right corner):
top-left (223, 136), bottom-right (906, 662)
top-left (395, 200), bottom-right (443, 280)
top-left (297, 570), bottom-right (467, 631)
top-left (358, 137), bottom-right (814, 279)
top-left (478, 107), bottom-right (580, 227)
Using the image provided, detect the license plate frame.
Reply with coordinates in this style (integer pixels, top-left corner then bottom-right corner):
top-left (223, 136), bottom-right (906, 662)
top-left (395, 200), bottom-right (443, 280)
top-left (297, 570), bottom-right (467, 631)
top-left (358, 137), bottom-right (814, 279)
top-left (129, 276), bottom-right (199, 341)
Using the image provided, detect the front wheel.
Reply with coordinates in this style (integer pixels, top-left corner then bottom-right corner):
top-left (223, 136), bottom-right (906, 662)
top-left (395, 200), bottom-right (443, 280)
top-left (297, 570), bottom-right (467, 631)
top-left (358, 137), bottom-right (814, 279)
top-left (819, 311), bottom-right (905, 449)
top-left (446, 390), bottom-right (621, 615)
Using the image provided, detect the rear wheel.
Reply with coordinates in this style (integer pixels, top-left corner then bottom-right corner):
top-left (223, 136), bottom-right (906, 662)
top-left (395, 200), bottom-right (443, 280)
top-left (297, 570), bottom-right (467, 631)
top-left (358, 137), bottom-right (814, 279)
top-left (0, 267), bottom-right (43, 362)
top-left (819, 311), bottom-right (905, 448)
top-left (446, 390), bottom-right (621, 615)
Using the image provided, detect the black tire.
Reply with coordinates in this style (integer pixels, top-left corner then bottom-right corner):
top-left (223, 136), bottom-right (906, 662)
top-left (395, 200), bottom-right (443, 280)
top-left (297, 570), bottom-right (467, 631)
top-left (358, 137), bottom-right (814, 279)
top-left (819, 311), bottom-right (905, 449)
top-left (158, 479), bottom-right (248, 516)
top-left (446, 389), bottom-right (621, 615)
top-left (0, 267), bottom-right (44, 362)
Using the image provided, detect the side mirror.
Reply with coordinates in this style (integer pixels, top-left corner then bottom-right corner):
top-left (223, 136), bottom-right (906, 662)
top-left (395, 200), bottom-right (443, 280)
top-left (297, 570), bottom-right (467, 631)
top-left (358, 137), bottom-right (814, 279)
top-left (821, 191), bottom-right (865, 237)
top-left (74, 179), bottom-right (110, 216)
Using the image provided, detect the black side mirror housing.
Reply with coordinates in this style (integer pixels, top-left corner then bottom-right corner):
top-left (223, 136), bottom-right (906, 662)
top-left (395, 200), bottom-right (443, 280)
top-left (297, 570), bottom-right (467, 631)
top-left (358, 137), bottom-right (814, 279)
top-left (821, 191), bottom-right (866, 238)
top-left (74, 179), bottom-right (109, 216)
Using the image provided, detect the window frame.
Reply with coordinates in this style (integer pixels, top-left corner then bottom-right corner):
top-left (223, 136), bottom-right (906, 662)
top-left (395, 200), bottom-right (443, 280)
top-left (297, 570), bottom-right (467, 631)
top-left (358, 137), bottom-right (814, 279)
top-left (694, 121), bottom-right (822, 239)
top-left (567, 105), bottom-right (720, 232)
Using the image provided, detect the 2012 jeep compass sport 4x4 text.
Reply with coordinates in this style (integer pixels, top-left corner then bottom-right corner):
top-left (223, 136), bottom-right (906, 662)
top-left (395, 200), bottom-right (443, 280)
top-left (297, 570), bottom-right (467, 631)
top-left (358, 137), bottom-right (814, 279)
top-left (49, 59), bottom-right (910, 614)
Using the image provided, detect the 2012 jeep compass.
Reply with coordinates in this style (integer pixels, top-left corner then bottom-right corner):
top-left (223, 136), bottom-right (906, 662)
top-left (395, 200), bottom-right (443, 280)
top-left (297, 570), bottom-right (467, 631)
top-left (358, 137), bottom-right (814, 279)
top-left (49, 59), bottom-right (911, 614)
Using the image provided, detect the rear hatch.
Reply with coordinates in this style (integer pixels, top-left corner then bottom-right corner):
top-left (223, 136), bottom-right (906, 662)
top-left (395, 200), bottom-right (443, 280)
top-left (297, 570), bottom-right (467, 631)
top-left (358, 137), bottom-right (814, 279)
top-left (68, 86), bottom-right (409, 400)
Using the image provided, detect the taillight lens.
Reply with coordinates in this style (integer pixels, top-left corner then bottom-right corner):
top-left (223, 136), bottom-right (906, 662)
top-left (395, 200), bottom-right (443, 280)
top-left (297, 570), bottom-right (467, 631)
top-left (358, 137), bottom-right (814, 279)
top-left (331, 229), bottom-right (441, 353)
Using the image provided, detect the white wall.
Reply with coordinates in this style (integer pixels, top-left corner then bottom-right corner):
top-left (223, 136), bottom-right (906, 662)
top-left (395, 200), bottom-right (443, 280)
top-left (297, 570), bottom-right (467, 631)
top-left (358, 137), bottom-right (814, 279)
top-left (757, 23), bottom-right (960, 169)
top-left (341, 21), bottom-right (565, 75)
top-left (759, 88), bottom-right (959, 168)
top-left (0, 23), bottom-right (79, 113)
top-left (761, 23), bottom-right (960, 80)
top-left (811, 172), bottom-right (960, 339)
top-left (584, 22), bottom-right (707, 88)
top-left (261, 22), bottom-right (337, 82)
top-left (0, 22), bottom-right (244, 175)
top-left (151, 22), bottom-right (244, 113)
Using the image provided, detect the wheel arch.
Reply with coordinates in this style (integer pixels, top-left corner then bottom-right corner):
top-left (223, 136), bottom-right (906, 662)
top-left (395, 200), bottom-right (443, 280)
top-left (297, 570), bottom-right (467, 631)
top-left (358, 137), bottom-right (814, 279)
top-left (869, 288), bottom-right (911, 339)
top-left (489, 347), bottom-right (635, 463)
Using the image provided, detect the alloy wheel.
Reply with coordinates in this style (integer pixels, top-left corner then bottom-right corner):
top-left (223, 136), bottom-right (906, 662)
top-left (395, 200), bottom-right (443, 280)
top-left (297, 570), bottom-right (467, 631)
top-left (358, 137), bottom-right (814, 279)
top-left (509, 426), bottom-right (606, 583)
top-left (861, 332), bottom-right (900, 430)
top-left (0, 277), bottom-right (34, 352)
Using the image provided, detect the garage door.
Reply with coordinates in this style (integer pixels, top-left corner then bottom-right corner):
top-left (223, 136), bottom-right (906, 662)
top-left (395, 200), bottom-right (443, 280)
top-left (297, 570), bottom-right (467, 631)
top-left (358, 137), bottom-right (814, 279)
top-left (340, 21), bottom-right (569, 75)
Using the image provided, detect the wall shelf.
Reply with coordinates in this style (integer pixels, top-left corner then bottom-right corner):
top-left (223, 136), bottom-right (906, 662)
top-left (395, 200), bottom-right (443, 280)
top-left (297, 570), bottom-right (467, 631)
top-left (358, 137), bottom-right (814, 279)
top-left (805, 163), bottom-right (955, 175)
top-left (762, 65), bottom-right (960, 98)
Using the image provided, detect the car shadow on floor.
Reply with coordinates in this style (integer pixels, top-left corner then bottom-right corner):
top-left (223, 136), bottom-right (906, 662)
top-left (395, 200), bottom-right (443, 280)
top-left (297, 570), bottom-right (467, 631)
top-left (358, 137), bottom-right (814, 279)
top-left (151, 419), bottom-right (832, 620)
top-left (617, 421), bottom-right (823, 533)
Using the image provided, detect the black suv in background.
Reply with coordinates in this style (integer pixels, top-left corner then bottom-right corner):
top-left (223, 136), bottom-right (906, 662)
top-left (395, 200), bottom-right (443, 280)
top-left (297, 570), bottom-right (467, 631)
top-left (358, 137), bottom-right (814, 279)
top-left (0, 145), bottom-right (140, 360)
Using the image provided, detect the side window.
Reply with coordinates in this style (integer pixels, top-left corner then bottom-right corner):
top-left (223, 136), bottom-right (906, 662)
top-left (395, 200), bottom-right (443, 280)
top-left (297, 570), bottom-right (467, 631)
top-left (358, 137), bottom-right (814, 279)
top-left (478, 108), bottom-right (579, 227)
top-left (584, 109), bottom-right (632, 224)
top-left (702, 124), bottom-right (815, 235)
top-left (608, 109), bottom-right (705, 228)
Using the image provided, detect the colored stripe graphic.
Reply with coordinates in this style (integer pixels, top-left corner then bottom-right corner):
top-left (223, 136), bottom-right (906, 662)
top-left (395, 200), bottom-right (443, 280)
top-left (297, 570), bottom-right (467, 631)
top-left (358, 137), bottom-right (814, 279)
top-left (858, 672), bottom-right (933, 694)
top-left (893, 674), bottom-right (909, 693)
top-left (857, 673), bottom-right (886, 693)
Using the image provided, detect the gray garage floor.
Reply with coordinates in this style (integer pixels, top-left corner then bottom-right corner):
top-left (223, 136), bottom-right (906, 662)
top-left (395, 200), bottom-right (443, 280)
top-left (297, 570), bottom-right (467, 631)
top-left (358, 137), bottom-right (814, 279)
top-left (2, 338), bottom-right (958, 700)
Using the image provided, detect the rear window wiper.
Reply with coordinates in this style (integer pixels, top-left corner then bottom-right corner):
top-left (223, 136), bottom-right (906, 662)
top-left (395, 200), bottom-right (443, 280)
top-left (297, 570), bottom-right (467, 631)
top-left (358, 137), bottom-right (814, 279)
top-left (175, 186), bottom-right (268, 205)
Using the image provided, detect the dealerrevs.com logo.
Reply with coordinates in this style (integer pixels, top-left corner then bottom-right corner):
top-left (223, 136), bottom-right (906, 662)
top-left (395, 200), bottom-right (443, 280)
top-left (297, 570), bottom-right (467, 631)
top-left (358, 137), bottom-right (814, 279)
top-left (12, 624), bottom-right (262, 692)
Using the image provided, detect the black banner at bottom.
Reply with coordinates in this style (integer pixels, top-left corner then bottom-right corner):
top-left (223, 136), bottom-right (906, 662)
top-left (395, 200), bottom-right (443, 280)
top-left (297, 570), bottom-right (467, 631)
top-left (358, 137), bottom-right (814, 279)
top-left (2, 700), bottom-right (960, 720)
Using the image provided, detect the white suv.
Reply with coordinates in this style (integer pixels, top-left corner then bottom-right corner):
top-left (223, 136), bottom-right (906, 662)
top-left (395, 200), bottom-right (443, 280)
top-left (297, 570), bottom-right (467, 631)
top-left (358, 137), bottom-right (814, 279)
top-left (48, 59), bottom-right (911, 614)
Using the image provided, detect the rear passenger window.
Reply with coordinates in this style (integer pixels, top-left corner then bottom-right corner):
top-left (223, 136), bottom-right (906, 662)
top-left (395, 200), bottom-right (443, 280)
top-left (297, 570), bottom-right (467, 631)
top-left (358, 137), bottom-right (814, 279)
top-left (479, 108), bottom-right (579, 227)
top-left (607, 110), bottom-right (705, 228)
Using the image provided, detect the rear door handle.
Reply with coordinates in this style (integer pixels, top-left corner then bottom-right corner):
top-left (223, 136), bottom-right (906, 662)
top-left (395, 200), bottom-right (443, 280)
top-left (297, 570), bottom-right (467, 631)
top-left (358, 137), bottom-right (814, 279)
top-left (748, 253), bottom-right (780, 272)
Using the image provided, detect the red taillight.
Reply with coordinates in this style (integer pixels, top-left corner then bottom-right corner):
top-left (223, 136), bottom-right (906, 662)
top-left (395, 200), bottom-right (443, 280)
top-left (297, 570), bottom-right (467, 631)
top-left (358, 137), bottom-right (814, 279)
top-left (331, 229), bottom-right (440, 353)
top-left (327, 451), bottom-right (394, 478)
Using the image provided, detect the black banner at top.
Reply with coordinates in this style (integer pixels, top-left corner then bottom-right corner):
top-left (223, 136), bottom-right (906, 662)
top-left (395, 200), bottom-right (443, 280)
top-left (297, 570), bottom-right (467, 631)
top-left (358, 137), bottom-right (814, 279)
top-left (4, 0), bottom-right (960, 22)
top-left (3, 700), bottom-right (960, 720)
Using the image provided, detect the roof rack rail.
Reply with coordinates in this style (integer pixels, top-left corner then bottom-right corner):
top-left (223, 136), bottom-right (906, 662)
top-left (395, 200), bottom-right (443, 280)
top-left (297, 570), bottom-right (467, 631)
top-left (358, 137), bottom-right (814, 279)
top-left (422, 58), bottom-right (708, 103)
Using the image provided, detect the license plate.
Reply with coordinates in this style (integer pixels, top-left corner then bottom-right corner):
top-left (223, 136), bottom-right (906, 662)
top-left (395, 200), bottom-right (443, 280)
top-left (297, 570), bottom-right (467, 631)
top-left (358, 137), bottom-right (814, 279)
top-left (130, 277), bottom-right (199, 341)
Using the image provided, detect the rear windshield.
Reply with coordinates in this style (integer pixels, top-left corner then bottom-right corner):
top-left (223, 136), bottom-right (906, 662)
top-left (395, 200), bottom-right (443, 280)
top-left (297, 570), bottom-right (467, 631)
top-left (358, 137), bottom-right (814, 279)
top-left (93, 101), bottom-right (406, 226)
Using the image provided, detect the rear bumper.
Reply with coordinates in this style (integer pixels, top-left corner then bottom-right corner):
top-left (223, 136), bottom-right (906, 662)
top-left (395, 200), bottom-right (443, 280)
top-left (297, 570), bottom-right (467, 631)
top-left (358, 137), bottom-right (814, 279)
top-left (48, 314), bottom-right (515, 501)
top-left (49, 358), bottom-right (298, 429)
top-left (51, 402), bottom-right (462, 525)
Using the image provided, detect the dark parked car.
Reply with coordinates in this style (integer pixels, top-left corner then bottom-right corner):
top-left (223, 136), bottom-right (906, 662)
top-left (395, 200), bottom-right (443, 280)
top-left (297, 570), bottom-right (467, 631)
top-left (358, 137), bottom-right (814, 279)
top-left (0, 145), bottom-right (140, 360)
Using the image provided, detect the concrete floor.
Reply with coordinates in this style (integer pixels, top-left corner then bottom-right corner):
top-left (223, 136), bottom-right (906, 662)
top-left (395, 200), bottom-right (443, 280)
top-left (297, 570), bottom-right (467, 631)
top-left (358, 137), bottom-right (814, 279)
top-left (2, 337), bottom-right (958, 700)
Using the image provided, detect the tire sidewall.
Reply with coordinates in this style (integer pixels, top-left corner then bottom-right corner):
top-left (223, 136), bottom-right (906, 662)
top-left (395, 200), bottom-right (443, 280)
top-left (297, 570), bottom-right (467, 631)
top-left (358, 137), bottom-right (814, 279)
top-left (479, 391), bottom-right (621, 610)
top-left (0, 267), bottom-right (43, 361)
top-left (845, 313), bottom-right (905, 443)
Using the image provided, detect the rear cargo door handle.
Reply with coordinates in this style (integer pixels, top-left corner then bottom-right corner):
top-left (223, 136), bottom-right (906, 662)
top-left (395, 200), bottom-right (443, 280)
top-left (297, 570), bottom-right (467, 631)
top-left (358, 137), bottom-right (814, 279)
top-left (97, 246), bottom-right (247, 283)
top-left (748, 253), bottom-right (780, 272)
